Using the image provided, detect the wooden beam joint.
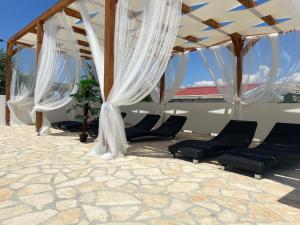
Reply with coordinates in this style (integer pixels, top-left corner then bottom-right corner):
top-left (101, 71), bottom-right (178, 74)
top-left (182, 3), bottom-right (191, 14)
top-left (64, 8), bottom-right (82, 20)
top-left (183, 35), bottom-right (199, 43)
top-left (203, 19), bottom-right (221, 29)
top-left (261, 15), bottom-right (277, 26)
top-left (237, 0), bottom-right (256, 8)
top-left (173, 46), bottom-right (185, 52)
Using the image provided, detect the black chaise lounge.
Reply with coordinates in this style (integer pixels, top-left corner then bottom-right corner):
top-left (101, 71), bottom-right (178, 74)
top-left (52, 112), bottom-right (127, 132)
top-left (125, 114), bottom-right (160, 134)
top-left (169, 120), bottom-right (257, 163)
top-left (89, 114), bottom-right (160, 137)
top-left (127, 115), bottom-right (187, 142)
top-left (218, 122), bottom-right (300, 179)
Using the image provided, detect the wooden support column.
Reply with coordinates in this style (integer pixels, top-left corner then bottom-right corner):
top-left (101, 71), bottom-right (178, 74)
top-left (5, 42), bottom-right (14, 125)
top-left (104, 0), bottom-right (116, 100)
top-left (230, 33), bottom-right (244, 97)
top-left (35, 21), bottom-right (44, 133)
top-left (159, 74), bottom-right (165, 103)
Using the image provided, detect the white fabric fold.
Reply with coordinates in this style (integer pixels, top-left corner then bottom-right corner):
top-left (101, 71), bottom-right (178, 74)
top-left (7, 47), bottom-right (36, 125)
top-left (151, 52), bottom-right (189, 104)
top-left (31, 12), bottom-right (81, 135)
top-left (77, 0), bottom-right (182, 159)
top-left (198, 35), bottom-right (279, 119)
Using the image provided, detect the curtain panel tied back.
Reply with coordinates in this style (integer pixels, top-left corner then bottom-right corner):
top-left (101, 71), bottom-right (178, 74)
top-left (77, 0), bottom-right (182, 159)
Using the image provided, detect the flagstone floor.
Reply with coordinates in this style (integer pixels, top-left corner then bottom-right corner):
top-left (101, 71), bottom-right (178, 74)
top-left (0, 125), bottom-right (299, 225)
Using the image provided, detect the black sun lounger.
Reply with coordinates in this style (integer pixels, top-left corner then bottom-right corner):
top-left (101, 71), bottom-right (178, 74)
top-left (169, 120), bottom-right (257, 163)
top-left (125, 114), bottom-right (160, 133)
top-left (53, 112), bottom-right (127, 132)
top-left (52, 121), bottom-right (82, 131)
top-left (218, 122), bottom-right (300, 179)
top-left (127, 115), bottom-right (187, 142)
top-left (89, 114), bottom-right (160, 138)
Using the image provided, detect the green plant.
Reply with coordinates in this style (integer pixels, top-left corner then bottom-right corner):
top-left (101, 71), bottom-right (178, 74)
top-left (67, 79), bottom-right (102, 142)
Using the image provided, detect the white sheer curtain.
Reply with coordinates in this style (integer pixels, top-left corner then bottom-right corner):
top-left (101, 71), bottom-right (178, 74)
top-left (269, 31), bottom-right (300, 98)
top-left (7, 47), bottom-right (36, 125)
top-left (199, 35), bottom-right (279, 119)
top-left (241, 35), bottom-right (279, 105)
top-left (151, 52), bottom-right (189, 122)
top-left (77, 0), bottom-right (182, 159)
top-left (31, 12), bottom-right (81, 135)
top-left (198, 42), bottom-right (238, 116)
top-left (151, 52), bottom-right (189, 104)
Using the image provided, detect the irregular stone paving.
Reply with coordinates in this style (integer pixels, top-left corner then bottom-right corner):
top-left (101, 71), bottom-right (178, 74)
top-left (0, 125), bottom-right (299, 225)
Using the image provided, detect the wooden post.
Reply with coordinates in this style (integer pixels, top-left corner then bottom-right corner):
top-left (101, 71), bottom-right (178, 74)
top-left (5, 42), bottom-right (14, 125)
top-left (104, 0), bottom-right (116, 100)
top-left (35, 21), bottom-right (44, 133)
top-left (230, 33), bottom-right (244, 97)
top-left (159, 74), bottom-right (165, 103)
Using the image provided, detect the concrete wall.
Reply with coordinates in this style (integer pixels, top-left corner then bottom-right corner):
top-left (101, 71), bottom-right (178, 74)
top-left (121, 102), bottom-right (300, 140)
top-left (0, 95), bottom-right (5, 125)
top-left (1, 94), bottom-right (300, 140)
top-left (0, 95), bottom-right (75, 125)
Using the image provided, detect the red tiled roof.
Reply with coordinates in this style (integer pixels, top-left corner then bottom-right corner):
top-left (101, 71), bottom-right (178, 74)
top-left (176, 84), bottom-right (258, 96)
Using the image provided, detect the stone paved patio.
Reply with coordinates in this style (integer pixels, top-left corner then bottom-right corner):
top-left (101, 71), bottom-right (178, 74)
top-left (0, 125), bottom-right (299, 225)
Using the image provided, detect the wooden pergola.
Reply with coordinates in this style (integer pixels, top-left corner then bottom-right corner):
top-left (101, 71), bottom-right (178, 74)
top-left (6, 0), bottom-right (300, 131)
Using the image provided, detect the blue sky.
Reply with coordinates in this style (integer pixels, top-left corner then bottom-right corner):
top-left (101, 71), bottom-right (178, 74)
top-left (0, 0), bottom-right (211, 87)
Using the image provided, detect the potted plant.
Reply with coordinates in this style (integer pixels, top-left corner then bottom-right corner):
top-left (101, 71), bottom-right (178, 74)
top-left (67, 78), bottom-right (102, 142)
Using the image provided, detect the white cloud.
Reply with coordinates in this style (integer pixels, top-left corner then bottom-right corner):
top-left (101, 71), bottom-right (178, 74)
top-left (188, 65), bottom-right (300, 88)
top-left (192, 80), bottom-right (216, 87)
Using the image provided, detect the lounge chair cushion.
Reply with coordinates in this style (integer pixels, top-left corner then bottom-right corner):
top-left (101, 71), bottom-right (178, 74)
top-left (127, 115), bottom-right (187, 142)
top-left (218, 151), bottom-right (278, 174)
top-left (169, 140), bottom-right (235, 158)
top-left (52, 121), bottom-right (81, 129)
top-left (169, 120), bottom-right (257, 160)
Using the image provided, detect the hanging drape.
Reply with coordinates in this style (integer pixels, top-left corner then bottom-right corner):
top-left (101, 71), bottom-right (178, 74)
top-left (268, 31), bottom-right (300, 98)
top-left (77, 0), bottom-right (182, 159)
top-left (151, 52), bottom-right (189, 122)
top-left (7, 47), bottom-right (36, 125)
top-left (31, 12), bottom-right (81, 135)
top-left (151, 52), bottom-right (189, 104)
top-left (198, 35), bottom-right (279, 119)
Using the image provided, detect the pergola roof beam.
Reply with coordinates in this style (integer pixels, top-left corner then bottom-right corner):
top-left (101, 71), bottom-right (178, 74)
top-left (9, 0), bottom-right (77, 43)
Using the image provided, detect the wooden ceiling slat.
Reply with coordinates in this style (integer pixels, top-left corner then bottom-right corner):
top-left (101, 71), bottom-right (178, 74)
top-left (237, 0), bottom-right (256, 8)
top-left (182, 3), bottom-right (191, 14)
top-left (173, 46), bottom-right (185, 52)
top-left (77, 40), bottom-right (90, 47)
top-left (72, 26), bottom-right (87, 36)
top-left (81, 55), bottom-right (93, 60)
top-left (80, 48), bottom-right (91, 55)
top-left (183, 35), bottom-right (199, 43)
top-left (261, 15), bottom-right (277, 26)
top-left (64, 8), bottom-right (82, 20)
top-left (16, 41), bottom-right (34, 48)
top-left (203, 19), bottom-right (221, 29)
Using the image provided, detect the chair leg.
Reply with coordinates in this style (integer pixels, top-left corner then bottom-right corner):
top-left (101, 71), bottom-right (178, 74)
top-left (219, 165), bottom-right (226, 171)
top-left (193, 159), bottom-right (199, 164)
top-left (254, 174), bottom-right (262, 180)
top-left (171, 153), bottom-right (176, 158)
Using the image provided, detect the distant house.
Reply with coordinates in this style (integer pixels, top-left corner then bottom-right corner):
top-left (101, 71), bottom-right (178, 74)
top-left (172, 84), bottom-right (259, 102)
